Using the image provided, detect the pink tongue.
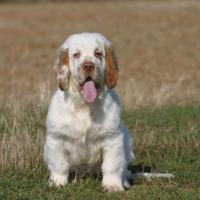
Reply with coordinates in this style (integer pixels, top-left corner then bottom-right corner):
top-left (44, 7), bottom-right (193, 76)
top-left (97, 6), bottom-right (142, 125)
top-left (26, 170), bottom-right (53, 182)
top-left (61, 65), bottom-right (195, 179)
top-left (82, 81), bottom-right (97, 103)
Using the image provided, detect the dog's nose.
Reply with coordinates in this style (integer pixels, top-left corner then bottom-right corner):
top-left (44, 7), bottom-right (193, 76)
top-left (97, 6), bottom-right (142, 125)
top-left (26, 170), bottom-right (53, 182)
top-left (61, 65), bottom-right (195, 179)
top-left (82, 62), bottom-right (95, 73)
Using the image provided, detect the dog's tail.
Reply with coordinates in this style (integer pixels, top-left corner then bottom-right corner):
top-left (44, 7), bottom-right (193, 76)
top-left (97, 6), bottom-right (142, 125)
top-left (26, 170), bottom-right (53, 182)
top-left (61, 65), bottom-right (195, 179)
top-left (129, 163), bottom-right (175, 180)
top-left (124, 171), bottom-right (174, 188)
top-left (132, 172), bottom-right (175, 180)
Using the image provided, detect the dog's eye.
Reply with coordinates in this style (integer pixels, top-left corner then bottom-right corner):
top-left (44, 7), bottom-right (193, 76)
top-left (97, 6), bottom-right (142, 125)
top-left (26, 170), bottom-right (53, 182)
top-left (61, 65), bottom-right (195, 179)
top-left (73, 52), bottom-right (80, 59)
top-left (94, 50), bottom-right (102, 59)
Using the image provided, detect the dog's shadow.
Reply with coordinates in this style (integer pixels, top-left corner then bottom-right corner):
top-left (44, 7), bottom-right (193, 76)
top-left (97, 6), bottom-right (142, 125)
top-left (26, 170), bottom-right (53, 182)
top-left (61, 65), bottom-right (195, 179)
top-left (68, 162), bottom-right (153, 184)
top-left (129, 162), bottom-right (153, 174)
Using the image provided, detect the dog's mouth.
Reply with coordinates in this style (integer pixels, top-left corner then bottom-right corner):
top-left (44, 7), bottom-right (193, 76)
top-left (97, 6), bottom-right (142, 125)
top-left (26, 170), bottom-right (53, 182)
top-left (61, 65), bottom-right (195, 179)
top-left (80, 77), bottom-right (98, 103)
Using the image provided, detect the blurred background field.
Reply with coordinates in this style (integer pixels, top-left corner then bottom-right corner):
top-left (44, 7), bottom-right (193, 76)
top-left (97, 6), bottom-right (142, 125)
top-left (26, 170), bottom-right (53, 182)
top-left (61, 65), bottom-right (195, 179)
top-left (0, 1), bottom-right (200, 199)
top-left (0, 0), bottom-right (200, 110)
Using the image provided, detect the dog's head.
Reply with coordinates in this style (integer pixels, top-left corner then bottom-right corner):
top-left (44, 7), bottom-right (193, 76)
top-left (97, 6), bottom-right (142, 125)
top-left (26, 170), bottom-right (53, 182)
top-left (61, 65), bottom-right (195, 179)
top-left (54, 33), bottom-right (118, 103)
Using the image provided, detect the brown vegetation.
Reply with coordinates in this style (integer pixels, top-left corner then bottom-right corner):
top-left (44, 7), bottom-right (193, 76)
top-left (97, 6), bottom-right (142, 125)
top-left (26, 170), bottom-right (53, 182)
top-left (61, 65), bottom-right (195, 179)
top-left (0, 1), bottom-right (200, 110)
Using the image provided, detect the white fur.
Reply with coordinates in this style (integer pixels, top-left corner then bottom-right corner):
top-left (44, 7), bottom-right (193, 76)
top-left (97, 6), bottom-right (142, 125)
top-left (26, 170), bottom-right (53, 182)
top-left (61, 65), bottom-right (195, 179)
top-left (43, 33), bottom-right (134, 191)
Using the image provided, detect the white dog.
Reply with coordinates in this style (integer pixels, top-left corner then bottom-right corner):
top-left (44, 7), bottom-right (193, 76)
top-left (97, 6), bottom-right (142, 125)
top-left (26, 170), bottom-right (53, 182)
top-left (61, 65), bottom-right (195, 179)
top-left (43, 33), bottom-right (134, 192)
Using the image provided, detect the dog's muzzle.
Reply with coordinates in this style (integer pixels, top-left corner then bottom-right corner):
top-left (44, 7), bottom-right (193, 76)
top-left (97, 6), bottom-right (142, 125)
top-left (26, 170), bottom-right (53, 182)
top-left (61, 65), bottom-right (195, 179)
top-left (82, 61), bottom-right (95, 74)
top-left (78, 61), bottom-right (98, 104)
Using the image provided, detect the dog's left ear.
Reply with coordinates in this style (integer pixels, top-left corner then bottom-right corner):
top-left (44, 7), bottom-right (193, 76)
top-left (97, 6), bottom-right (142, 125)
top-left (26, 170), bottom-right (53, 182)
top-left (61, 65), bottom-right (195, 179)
top-left (105, 46), bottom-right (119, 89)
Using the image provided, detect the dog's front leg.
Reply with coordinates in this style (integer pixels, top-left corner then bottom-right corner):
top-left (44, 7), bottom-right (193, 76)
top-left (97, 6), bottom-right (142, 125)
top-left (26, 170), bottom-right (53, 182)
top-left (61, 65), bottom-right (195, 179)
top-left (44, 135), bottom-right (70, 187)
top-left (101, 134), bottom-right (127, 192)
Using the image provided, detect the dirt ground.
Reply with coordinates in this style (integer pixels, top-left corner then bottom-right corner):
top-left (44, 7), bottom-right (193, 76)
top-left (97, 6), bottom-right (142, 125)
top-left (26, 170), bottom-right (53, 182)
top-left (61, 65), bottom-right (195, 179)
top-left (0, 1), bottom-right (200, 110)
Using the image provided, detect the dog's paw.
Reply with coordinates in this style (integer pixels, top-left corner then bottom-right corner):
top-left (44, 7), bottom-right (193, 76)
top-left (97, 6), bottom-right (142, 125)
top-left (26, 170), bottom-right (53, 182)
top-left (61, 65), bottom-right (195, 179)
top-left (48, 174), bottom-right (68, 187)
top-left (103, 184), bottom-right (125, 192)
top-left (102, 175), bottom-right (124, 192)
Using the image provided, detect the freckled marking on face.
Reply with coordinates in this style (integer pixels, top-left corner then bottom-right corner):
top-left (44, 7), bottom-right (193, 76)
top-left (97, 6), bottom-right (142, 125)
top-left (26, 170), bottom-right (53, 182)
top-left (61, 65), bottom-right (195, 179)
top-left (69, 41), bottom-right (104, 87)
top-left (58, 33), bottom-right (116, 92)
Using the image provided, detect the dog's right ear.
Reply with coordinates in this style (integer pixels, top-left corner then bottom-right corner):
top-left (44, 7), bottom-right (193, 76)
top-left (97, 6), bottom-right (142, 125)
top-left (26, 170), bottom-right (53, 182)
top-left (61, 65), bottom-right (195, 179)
top-left (53, 47), bottom-right (69, 90)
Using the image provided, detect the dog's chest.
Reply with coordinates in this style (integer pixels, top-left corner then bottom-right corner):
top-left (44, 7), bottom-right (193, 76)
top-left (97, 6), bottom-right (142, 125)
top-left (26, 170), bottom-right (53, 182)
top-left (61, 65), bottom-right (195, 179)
top-left (63, 106), bottom-right (105, 166)
top-left (67, 104), bottom-right (105, 140)
top-left (72, 107), bottom-right (92, 136)
top-left (65, 138), bottom-right (102, 168)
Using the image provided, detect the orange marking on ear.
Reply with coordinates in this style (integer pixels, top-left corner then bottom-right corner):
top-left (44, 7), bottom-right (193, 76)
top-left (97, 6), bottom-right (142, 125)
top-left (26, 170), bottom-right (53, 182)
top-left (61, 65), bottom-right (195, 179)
top-left (105, 47), bottom-right (118, 89)
top-left (56, 48), bottom-right (70, 91)
top-left (59, 48), bottom-right (69, 66)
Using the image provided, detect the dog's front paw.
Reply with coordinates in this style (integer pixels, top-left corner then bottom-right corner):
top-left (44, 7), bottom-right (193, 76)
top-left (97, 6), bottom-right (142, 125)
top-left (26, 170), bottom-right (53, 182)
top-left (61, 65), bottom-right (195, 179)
top-left (48, 174), bottom-right (68, 187)
top-left (102, 175), bottom-right (124, 192)
top-left (103, 184), bottom-right (124, 192)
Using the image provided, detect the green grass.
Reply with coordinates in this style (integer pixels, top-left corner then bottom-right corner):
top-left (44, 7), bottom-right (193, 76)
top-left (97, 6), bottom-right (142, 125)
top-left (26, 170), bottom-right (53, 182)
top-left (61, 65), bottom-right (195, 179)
top-left (1, 171), bottom-right (200, 200)
top-left (1, 104), bottom-right (200, 199)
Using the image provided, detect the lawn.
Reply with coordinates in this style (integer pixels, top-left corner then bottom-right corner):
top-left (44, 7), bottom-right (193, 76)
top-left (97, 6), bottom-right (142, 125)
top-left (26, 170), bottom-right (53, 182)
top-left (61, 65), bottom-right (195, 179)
top-left (0, 104), bottom-right (200, 199)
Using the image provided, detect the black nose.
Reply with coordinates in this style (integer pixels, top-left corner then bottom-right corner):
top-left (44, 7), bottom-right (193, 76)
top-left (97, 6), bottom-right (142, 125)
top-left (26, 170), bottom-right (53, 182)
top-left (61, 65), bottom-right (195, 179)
top-left (82, 62), bottom-right (95, 73)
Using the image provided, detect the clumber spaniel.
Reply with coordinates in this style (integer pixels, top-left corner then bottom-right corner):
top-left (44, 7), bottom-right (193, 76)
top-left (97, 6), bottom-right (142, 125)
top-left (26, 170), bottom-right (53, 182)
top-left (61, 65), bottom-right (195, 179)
top-left (43, 33), bottom-right (134, 192)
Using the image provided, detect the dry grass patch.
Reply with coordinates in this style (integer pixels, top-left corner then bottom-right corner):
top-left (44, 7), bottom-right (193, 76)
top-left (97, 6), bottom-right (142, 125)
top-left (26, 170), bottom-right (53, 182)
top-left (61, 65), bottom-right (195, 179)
top-left (0, 132), bottom-right (44, 171)
top-left (0, 96), bottom-right (46, 172)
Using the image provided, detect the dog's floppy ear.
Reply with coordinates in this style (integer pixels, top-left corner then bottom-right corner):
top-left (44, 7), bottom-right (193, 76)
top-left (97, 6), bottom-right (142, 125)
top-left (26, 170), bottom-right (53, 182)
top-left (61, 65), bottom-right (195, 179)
top-left (54, 47), bottom-right (69, 90)
top-left (105, 46), bottom-right (119, 89)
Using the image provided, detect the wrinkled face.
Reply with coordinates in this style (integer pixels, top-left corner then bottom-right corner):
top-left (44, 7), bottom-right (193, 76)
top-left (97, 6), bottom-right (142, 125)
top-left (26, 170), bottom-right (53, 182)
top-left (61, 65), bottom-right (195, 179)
top-left (54, 33), bottom-right (118, 103)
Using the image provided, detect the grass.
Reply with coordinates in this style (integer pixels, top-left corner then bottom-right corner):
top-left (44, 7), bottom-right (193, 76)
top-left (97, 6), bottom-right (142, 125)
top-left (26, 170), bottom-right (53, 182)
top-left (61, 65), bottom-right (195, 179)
top-left (1, 172), bottom-right (199, 200)
top-left (0, 104), bottom-right (200, 199)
